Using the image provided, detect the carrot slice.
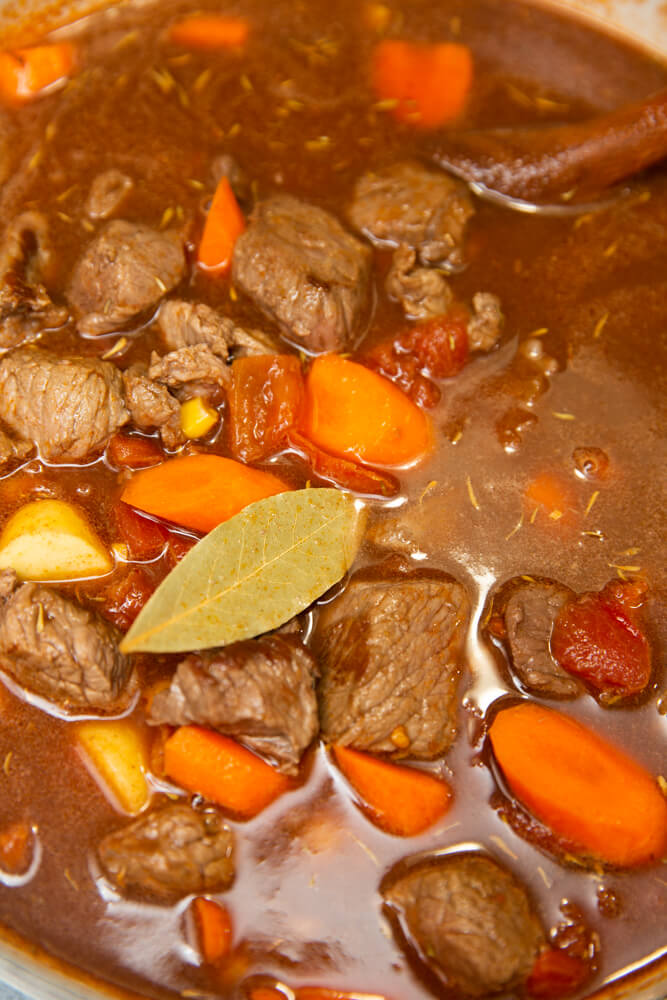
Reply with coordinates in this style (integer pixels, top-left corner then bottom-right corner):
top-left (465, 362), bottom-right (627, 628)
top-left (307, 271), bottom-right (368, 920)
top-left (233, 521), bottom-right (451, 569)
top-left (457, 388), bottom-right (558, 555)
top-left (333, 745), bottom-right (452, 836)
top-left (192, 896), bottom-right (232, 964)
top-left (489, 702), bottom-right (667, 867)
top-left (198, 176), bottom-right (246, 275)
top-left (371, 40), bottom-right (473, 128)
top-left (0, 43), bottom-right (75, 104)
top-left (167, 16), bottom-right (249, 50)
top-left (121, 454), bottom-right (290, 534)
top-left (164, 726), bottom-right (290, 818)
top-left (302, 354), bottom-right (432, 468)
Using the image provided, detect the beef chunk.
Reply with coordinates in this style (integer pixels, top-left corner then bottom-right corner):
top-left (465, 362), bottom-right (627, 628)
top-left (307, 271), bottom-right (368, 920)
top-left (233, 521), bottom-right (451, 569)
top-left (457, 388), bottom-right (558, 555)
top-left (122, 364), bottom-right (183, 449)
top-left (314, 571), bottom-right (469, 757)
top-left (67, 220), bottom-right (185, 335)
top-left (383, 852), bottom-right (544, 997)
top-left (468, 292), bottom-right (503, 352)
top-left (348, 161), bottom-right (474, 269)
top-left (0, 428), bottom-right (32, 474)
top-left (148, 344), bottom-right (231, 399)
top-left (157, 298), bottom-right (277, 359)
top-left (0, 569), bottom-right (133, 710)
top-left (148, 635), bottom-right (318, 775)
top-left (232, 195), bottom-right (371, 353)
top-left (503, 579), bottom-right (580, 697)
top-left (0, 347), bottom-right (129, 461)
top-left (0, 212), bottom-right (69, 350)
top-left (386, 245), bottom-right (454, 320)
top-left (97, 803), bottom-right (234, 902)
top-left (85, 170), bottom-right (134, 220)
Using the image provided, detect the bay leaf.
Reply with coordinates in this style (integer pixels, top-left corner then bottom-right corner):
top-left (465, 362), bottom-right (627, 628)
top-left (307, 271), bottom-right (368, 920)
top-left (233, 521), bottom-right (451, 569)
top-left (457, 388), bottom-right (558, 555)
top-left (120, 488), bottom-right (366, 654)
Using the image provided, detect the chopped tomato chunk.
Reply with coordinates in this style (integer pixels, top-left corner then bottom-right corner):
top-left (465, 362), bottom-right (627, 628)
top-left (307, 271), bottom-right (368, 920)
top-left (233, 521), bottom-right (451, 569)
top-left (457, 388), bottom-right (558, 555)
top-left (526, 949), bottom-right (592, 998)
top-left (101, 567), bottom-right (155, 630)
top-left (107, 433), bottom-right (163, 469)
top-left (551, 579), bottom-right (651, 698)
top-left (114, 501), bottom-right (168, 561)
top-left (228, 355), bottom-right (304, 462)
top-left (289, 430), bottom-right (399, 497)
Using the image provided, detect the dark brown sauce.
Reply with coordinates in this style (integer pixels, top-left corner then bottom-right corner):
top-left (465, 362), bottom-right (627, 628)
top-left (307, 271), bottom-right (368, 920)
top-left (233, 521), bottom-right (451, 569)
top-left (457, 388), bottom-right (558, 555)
top-left (0, 0), bottom-right (665, 997)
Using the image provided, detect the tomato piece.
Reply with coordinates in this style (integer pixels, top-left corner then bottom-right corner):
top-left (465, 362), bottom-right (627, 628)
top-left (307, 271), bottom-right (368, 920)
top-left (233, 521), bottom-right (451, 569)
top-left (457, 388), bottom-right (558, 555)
top-left (361, 309), bottom-right (469, 406)
top-left (101, 567), bottom-right (155, 630)
top-left (228, 355), bottom-right (305, 462)
top-left (0, 820), bottom-right (33, 875)
top-left (107, 433), bottom-right (163, 469)
top-left (289, 430), bottom-right (399, 497)
top-left (166, 532), bottom-right (197, 567)
top-left (114, 501), bottom-right (168, 561)
top-left (551, 580), bottom-right (651, 698)
top-left (526, 949), bottom-right (591, 998)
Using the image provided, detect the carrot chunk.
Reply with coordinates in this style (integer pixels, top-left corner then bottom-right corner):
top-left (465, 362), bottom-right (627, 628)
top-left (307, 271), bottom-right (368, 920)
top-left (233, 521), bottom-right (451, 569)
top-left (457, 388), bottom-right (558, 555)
top-left (302, 354), bottom-right (432, 468)
top-left (228, 355), bottom-right (304, 463)
top-left (0, 820), bottom-right (33, 874)
top-left (198, 177), bottom-right (246, 275)
top-left (121, 454), bottom-right (290, 534)
top-left (0, 43), bottom-right (75, 104)
top-left (167, 16), bottom-right (249, 50)
top-left (192, 896), bottom-right (232, 964)
top-left (371, 40), bottom-right (473, 128)
top-left (164, 726), bottom-right (290, 818)
top-left (333, 745), bottom-right (452, 836)
top-left (489, 702), bottom-right (667, 867)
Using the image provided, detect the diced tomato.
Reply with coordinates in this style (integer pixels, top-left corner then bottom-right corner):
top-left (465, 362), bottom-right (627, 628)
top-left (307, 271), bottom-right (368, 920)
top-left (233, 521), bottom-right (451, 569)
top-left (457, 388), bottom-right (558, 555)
top-left (101, 567), bottom-right (155, 630)
top-left (551, 579), bottom-right (651, 698)
top-left (114, 501), bottom-right (168, 561)
top-left (362, 309), bottom-right (469, 406)
top-left (289, 430), bottom-right (399, 497)
top-left (166, 532), bottom-right (198, 567)
top-left (526, 949), bottom-right (591, 998)
top-left (228, 355), bottom-right (305, 462)
top-left (107, 433), bottom-right (163, 469)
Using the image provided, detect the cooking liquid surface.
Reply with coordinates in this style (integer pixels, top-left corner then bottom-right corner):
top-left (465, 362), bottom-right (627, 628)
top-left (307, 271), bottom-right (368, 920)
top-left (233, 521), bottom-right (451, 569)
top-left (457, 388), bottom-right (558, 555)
top-left (0, 0), bottom-right (665, 996)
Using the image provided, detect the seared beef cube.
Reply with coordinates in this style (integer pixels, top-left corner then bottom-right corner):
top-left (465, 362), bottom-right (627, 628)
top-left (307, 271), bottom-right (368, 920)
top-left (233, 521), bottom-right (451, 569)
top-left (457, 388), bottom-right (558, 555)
top-left (67, 220), bottom-right (185, 335)
top-left (467, 292), bottom-right (503, 352)
top-left (383, 852), bottom-right (544, 997)
top-left (0, 428), bottom-right (32, 474)
top-left (148, 344), bottom-right (231, 399)
top-left (157, 298), bottom-right (278, 359)
top-left (0, 569), bottom-right (133, 710)
top-left (503, 579), bottom-right (579, 697)
top-left (314, 571), bottom-right (469, 757)
top-left (386, 245), bottom-right (454, 320)
top-left (97, 803), bottom-right (234, 902)
top-left (232, 195), bottom-right (371, 353)
top-left (348, 161), bottom-right (474, 269)
top-left (0, 347), bottom-right (129, 461)
top-left (148, 635), bottom-right (318, 775)
top-left (122, 364), bottom-right (183, 449)
top-left (0, 212), bottom-right (69, 350)
top-left (85, 170), bottom-right (134, 220)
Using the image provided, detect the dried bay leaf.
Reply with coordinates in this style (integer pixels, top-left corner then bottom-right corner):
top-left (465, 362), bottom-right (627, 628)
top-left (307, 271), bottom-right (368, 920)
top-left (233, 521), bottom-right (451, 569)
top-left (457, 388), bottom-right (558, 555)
top-left (120, 488), bottom-right (366, 654)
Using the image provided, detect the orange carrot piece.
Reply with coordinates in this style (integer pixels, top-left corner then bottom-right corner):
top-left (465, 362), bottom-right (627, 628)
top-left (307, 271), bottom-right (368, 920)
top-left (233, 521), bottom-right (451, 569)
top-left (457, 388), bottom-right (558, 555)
top-left (198, 177), bottom-right (246, 275)
top-left (121, 454), bottom-right (289, 534)
top-left (302, 354), bottom-right (432, 468)
top-left (192, 896), bottom-right (232, 964)
top-left (167, 15), bottom-right (249, 50)
top-left (164, 726), bottom-right (290, 818)
top-left (489, 702), bottom-right (667, 867)
top-left (333, 745), bottom-right (452, 836)
top-left (371, 40), bottom-right (473, 128)
top-left (0, 43), bottom-right (75, 104)
top-left (524, 472), bottom-right (578, 525)
top-left (0, 820), bottom-right (32, 874)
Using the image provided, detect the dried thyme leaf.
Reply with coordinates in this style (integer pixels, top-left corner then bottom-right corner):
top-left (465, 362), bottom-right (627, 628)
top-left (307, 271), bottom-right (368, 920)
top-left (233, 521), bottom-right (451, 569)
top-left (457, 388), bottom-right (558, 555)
top-left (121, 489), bottom-right (366, 654)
